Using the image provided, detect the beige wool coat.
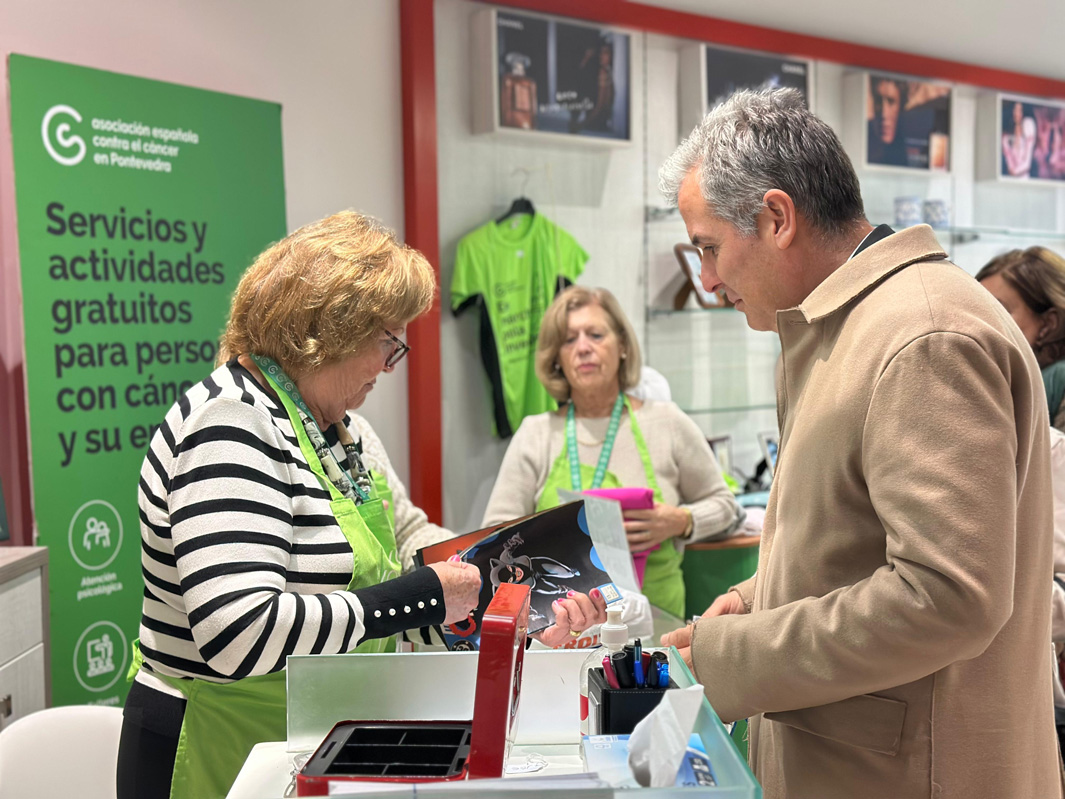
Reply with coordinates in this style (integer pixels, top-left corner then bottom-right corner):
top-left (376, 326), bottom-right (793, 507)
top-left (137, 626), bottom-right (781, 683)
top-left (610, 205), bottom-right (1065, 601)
top-left (690, 226), bottom-right (1063, 798)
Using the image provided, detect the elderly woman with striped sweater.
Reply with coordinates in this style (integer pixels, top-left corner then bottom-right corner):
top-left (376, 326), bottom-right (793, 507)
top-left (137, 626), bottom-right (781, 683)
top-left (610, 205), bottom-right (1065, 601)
top-left (116, 211), bottom-right (485, 799)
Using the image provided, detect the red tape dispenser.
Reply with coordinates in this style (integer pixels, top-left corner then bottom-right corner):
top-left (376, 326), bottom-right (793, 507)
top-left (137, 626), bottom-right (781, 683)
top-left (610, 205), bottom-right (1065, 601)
top-left (296, 582), bottom-right (531, 795)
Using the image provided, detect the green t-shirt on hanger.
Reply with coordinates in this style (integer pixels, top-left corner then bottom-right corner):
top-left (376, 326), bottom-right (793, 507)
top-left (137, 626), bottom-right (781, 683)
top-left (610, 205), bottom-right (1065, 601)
top-left (452, 213), bottom-right (588, 437)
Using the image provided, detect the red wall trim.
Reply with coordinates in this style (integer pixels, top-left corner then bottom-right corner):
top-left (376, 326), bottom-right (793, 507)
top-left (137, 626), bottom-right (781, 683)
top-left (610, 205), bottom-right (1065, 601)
top-left (400, 0), bottom-right (443, 523)
top-left (400, 0), bottom-right (1065, 521)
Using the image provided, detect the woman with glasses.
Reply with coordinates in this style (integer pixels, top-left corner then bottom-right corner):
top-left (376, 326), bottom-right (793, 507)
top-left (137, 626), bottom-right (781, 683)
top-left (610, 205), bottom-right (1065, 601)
top-left (116, 211), bottom-right (483, 799)
top-left (977, 247), bottom-right (1065, 430)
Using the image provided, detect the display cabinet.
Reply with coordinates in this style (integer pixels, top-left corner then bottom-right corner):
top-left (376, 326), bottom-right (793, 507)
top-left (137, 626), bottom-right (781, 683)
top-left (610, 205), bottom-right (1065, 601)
top-left (0, 547), bottom-right (50, 730)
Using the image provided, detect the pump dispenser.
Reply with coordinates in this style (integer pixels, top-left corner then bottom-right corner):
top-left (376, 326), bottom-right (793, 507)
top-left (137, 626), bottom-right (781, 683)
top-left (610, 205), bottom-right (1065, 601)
top-left (579, 608), bottom-right (629, 735)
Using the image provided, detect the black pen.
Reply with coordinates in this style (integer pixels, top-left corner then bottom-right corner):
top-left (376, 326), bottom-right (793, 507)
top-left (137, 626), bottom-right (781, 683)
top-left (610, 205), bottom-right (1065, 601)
top-left (613, 650), bottom-right (634, 688)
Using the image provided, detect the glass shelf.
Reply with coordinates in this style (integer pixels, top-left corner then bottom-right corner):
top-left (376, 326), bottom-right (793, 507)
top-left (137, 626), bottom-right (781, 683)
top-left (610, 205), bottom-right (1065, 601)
top-left (680, 403), bottom-right (778, 415)
top-left (648, 305), bottom-right (738, 318)
top-left (942, 225), bottom-right (1065, 243)
top-left (645, 205), bottom-right (681, 223)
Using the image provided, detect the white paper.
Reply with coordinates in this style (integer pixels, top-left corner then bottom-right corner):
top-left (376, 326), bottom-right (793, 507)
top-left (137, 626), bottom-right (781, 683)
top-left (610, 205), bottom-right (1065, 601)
top-left (627, 684), bottom-right (705, 787)
top-left (557, 490), bottom-right (638, 591)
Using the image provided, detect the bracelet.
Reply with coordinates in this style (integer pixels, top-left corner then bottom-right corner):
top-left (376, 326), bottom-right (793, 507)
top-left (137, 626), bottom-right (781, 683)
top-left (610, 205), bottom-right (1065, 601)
top-left (681, 508), bottom-right (694, 538)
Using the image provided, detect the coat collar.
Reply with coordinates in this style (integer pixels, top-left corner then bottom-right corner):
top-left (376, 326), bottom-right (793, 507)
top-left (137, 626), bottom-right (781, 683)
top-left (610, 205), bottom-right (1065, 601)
top-left (788, 225), bottom-right (948, 325)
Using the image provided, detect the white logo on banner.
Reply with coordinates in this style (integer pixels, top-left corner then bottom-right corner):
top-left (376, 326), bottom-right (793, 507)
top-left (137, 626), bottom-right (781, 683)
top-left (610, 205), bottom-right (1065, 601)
top-left (73, 621), bottom-right (128, 692)
top-left (85, 632), bottom-right (115, 678)
top-left (41, 104), bottom-right (86, 166)
top-left (68, 499), bottom-right (123, 571)
top-left (83, 517), bottom-right (111, 550)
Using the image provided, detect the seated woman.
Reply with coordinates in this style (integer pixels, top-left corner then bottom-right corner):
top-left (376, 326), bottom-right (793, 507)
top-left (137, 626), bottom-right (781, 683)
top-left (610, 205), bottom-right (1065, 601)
top-left (482, 286), bottom-right (744, 619)
top-left (116, 212), bottom-right (597, 799)
top-left (977, 246), bottom-right (1065, 430)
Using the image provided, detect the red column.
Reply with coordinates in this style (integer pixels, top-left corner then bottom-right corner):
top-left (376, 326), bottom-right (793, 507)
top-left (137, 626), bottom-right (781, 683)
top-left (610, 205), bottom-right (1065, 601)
top-left (400, 0), bottom-right (443, 523)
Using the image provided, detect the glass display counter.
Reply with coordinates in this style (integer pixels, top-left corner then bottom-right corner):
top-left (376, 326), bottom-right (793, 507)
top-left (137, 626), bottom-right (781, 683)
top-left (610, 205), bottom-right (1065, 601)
top-left (223, 649), bottom-right (762, 797)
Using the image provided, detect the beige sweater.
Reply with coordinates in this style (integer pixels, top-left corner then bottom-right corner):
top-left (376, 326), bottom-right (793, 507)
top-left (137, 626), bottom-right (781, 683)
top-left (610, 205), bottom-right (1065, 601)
top-left (482, 399), bottom-right (742, 543)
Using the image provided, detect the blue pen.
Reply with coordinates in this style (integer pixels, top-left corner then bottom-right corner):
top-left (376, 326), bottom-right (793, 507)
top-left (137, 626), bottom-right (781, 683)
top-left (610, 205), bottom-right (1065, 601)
top-left (657, 660), bottom-right (670, 688)
top-left (633, 638), bottom-right (644, 687)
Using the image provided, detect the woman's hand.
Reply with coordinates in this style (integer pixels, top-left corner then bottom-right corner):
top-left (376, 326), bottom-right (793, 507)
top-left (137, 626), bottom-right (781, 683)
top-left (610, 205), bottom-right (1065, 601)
top-left (623, 503), bottom-right (691, 552)
top-left (532, 588), bottom-right (609, 648)
top-left (427, 560), bottom-right (481, 625)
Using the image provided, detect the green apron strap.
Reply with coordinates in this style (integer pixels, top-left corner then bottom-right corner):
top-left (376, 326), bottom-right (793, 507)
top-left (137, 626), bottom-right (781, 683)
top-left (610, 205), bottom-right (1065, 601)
top-left (250, 354), bottom-right (370, 503)
top-left (625, 397), bottom-right (663, 499)
top-left (372, 471), bottom-right (395, 530)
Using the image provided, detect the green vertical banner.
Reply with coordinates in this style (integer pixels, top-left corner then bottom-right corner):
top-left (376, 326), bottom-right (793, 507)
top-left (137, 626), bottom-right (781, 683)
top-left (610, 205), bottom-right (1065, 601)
top-left (8, 55), bottom-right (286, 707)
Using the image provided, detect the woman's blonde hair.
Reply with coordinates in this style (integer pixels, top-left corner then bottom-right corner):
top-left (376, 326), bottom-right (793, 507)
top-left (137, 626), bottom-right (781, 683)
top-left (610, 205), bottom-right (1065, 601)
top-left (535, 286), bottom-right (642, 403)
top-left (217, 210), bottom-right (435, 378)
top-left (976, 246), bottom-right (1065, 364)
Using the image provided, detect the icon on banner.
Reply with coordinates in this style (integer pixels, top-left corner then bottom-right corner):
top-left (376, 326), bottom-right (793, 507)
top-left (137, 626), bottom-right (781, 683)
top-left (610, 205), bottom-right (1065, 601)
top-left (68, 499), bottom-right (123, 571)
top-left (73, 621), bottom-right (128, 693)
top-left (83, 517), bottom-right (111, 550)
top-left (41, 104), bottom-right (86, 166)
top-left (85, 633), bottom-right (115, 678)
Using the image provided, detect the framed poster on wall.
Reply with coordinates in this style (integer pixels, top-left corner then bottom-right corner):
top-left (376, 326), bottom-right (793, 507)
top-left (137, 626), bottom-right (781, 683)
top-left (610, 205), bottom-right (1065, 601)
top-left (844, 71), bottom-right (952, 172)
top-left (679, 43), bottom-right (811, 136)
top-left (991, 93), bottom-right (1065, 183)
top-left (472, 8), bottom-right (631, 144)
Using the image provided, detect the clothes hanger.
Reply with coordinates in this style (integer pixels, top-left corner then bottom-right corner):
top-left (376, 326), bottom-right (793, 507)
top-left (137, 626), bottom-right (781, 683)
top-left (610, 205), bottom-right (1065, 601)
top-left (496, 168), bottom-right (536, 224)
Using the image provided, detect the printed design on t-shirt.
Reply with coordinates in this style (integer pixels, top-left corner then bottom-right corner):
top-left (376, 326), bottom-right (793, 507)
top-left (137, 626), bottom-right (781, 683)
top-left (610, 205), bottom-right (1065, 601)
top-left (451, 213), bottom-right (587, 437)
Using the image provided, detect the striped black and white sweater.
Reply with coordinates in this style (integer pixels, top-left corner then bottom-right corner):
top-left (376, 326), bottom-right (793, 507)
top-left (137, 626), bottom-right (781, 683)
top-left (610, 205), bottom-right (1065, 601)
top-left (135, 359), bottom-right (446, 691)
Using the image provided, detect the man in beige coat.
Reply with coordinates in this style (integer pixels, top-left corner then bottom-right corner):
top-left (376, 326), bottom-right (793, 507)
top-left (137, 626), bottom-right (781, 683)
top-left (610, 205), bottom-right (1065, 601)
top-left (659, 88), bottom-right (1063, 798)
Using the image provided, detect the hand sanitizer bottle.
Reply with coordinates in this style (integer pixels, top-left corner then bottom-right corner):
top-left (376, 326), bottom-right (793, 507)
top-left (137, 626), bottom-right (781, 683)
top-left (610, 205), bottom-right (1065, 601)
top-left (579, 607), bottom-right (628, 735)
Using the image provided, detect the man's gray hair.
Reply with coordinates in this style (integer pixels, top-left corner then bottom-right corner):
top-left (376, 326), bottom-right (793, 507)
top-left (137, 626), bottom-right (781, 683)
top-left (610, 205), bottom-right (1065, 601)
top-left (659, 88), bottom-right (865, 238)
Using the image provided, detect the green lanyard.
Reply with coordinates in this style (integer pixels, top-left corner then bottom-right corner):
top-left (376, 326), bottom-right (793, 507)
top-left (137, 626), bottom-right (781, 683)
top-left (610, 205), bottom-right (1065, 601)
top-left (249, 354), bottom-right (370, 503)
top-left (567, 393), bottom-right (627, 491)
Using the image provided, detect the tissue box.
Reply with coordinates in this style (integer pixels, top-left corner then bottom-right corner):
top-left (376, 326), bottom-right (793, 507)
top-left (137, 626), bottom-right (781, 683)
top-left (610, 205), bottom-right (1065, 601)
top-left (295, 583), bottom-right (531, 795)
top-left (587, 666), bottom-right (677, 735)
top-left (581, 734), bottom-right (718, 788)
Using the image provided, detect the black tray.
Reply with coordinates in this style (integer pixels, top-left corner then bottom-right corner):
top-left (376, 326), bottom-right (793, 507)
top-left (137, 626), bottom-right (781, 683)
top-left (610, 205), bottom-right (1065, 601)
top-left (300, 721), bottom-right (472, 779)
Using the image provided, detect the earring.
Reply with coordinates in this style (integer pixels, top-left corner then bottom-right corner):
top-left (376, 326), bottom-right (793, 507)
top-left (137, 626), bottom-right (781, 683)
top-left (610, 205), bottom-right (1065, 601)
top-left (553, 362), bottom-right (562, 372)
top-left (620, 352), bottom-right (627, 360)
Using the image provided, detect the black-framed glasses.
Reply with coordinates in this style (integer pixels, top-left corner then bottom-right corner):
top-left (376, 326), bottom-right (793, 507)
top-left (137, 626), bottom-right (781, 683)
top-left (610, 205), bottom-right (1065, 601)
top-left (383, 329), bottom-right (411, 368)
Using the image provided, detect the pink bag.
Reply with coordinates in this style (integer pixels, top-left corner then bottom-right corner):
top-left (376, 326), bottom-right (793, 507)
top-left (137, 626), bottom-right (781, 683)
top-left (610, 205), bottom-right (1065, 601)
top-left (582, 487), bottom-right (656, 587)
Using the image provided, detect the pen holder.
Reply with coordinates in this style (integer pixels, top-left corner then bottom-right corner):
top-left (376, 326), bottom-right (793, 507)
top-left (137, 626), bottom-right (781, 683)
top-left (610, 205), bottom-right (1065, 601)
top-left (587, 666), bottom-right (677, 735)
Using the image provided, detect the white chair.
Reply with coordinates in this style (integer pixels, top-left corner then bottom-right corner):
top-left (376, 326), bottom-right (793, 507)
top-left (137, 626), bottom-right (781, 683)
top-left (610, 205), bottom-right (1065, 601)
top-left (0, 705), bottom-right (123, 799)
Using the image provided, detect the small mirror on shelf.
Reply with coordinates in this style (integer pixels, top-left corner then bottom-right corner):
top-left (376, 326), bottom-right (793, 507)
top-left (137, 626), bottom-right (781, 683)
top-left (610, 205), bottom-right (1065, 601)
top-left (672, 243), bottom-right (733, 310)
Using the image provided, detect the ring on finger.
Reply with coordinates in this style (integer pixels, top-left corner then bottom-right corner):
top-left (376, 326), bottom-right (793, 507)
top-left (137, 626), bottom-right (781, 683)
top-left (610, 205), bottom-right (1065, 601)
top-left (569, 629), bottom-right (581, 638)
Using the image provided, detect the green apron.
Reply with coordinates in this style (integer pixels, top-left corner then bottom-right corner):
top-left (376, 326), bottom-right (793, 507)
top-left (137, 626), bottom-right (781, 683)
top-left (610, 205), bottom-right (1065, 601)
top-left (130, 364), bottom-right (402, 799)
top-left (536, 395), bottom-right (685, 618)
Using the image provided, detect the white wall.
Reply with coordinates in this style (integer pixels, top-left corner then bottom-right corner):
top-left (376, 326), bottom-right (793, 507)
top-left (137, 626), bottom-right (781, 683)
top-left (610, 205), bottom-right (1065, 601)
top-left (434, 3), bottom-right (1065, 531)
top-left (436, 0), bottom-right (651, 532)
top-left (0, 0), bottom-right (416, 515)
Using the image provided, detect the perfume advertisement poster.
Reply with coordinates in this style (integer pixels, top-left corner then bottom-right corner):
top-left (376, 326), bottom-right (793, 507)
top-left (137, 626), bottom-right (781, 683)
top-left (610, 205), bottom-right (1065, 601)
top-left (1000, 95), bottom-right (1065, 182)
top-left (496, 11), bottom-right (630, 141)
top-left (705, 45), bottom-right (809, 109)
top-left (866, 73), bottom-right (951, 170)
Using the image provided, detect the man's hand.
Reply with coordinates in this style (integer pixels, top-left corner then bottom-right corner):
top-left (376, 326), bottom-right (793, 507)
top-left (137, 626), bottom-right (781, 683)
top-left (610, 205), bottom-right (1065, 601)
top-left (703, 590), bottom-right (747, 618)
top-left (659, 590), bottom-right (746, 648)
